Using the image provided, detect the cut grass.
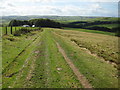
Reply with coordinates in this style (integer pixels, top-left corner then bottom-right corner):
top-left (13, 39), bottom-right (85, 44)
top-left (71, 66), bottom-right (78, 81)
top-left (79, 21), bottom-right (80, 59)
top-left (26, 28), bottom-right (82, 88)
top-left (9, 32), bottom-right (42, 88)
top-left (2, 27), bottom-right (118, 88)
top-left (2, 28), bottom-right (82, 88)
top-left (52, 28), bottom-right (118, 88)
top-left (2, 31), bottom-right (40, 71)
top-left (2, 30), bottom-right (42, 88)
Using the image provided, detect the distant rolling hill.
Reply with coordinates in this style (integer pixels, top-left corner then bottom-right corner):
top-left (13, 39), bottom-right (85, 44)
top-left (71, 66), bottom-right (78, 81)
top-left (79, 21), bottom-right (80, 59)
top-left (0, 15), bottom-right (118, 26)
top-left (0, 15), bottom-right (97, 26)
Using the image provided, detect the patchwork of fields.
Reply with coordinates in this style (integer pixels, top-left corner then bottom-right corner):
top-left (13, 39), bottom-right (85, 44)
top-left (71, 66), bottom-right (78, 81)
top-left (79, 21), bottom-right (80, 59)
top-left (2, 28), bottom-right (119, 88)
top-left (85, 24), bottom-right (119, 29)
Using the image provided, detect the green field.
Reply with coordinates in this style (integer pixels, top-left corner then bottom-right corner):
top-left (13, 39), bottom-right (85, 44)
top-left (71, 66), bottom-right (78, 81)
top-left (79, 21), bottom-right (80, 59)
top-left (63, 27), bottom-right (116, 36)
top-left (85, 24), bottom-right (119, 29)
top-left (2, 27), bottom-right (118, 88)
top-left (0, 27), bottom-right (2, 89)
top-left (1, 27), bottom-right (40, 35)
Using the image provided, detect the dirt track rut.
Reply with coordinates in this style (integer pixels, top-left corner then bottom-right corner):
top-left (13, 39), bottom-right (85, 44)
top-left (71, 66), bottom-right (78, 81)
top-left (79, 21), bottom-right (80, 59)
top-left (56, 42), bottom-right (93, 88)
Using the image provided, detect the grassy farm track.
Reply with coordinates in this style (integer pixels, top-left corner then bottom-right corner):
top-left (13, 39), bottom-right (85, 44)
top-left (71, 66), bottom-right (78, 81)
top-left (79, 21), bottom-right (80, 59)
top-left (2, 28), bottom-right (118, 88)
top-left (3, 31), bottom-right (42, 88)
top-left (52, 28), bottom-right (118, 88)
top-left (2, 29), bottom-right (82, 88)
top-left (56, 42), bottom-right (92, 88)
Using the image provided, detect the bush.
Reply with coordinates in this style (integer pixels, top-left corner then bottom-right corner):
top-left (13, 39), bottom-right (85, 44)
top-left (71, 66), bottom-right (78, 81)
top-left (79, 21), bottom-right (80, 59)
top-left (14, 28), bottom-right (30, 36)
top-left (85, 26), bottom-right (112, 32)
top-left (20, 28), bottom-right (30, 33)
top-left (115, 30), bottom-right (120, 37)
top-left (14, 30), bottom-right (22, 36)
top-left (6, 37), bottom-right (16, 41)
top-left (112, 27), bottom-right (120, 37)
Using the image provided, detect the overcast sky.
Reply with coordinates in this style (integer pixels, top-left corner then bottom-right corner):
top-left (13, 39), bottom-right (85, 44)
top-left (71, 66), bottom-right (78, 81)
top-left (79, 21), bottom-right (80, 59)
top-left (0, 0), bottom-right (119, 17)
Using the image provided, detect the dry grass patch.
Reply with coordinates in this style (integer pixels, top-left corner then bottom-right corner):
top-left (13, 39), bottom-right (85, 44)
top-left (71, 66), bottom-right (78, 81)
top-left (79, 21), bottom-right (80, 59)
top-left (54, 29), bottom-right (119, 65)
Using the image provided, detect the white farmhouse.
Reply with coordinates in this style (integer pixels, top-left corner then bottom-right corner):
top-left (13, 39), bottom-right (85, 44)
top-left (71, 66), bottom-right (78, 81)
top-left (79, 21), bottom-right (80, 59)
top-left (32, 25), bottom-right (35, 27)
top-left (22, 25), bottom-right (30, 27)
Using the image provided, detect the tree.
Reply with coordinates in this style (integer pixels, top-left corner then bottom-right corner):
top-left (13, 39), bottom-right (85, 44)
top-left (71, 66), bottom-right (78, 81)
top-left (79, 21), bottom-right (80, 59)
top-left (9, 20), bottom-right (18, 26)
top-left (9, 19), bottom-right (62, 28)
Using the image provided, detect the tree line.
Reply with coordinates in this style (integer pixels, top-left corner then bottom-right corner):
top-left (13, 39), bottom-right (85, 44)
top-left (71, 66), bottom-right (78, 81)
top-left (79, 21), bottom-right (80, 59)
top-left (64, 20), bottom-right (119, 28)
top-left (9, 19), bottom-right (62, 28)
top-left (8, 19), bottom-right (119, 36)
top-left (63, 20), bottom-right (119, 33)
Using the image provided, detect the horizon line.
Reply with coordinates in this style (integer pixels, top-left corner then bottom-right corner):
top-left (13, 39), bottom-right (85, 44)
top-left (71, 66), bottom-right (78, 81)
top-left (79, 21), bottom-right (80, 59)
top-left (0, 15), bottom-right (119, 17)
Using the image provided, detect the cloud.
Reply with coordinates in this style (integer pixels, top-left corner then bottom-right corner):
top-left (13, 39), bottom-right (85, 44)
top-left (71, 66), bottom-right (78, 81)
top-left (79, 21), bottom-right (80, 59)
top-left (0, 7), bottom-right (5, 9)
top-left (7, 3), bottom-right (15, 7)
top-left (58, 3), bottom-right (117, 16)
top-left (0, 0), bottom-right (118, 17)
top-left (76, 0), bottom-right (119, 2)
top-left (11, 5), bottom-right (61, 16)
top-left (0, 1), bottom-right (20, 16)
top-left (59, 5), bottom-right (85, 16)
top-left (39, 0), bottom-right (119, 2)
top-left (3, 0), bottom-right (54, 3)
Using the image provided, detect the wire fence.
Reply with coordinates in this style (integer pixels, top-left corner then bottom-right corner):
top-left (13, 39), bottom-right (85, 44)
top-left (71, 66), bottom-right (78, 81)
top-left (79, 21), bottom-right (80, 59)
top-left (1, 26), bottom-right (40, 35)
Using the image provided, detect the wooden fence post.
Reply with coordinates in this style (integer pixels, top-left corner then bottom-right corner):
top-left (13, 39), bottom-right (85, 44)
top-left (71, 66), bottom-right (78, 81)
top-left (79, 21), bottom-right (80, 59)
top-left (5, 26), bottom-right (7, 35)
top-left (10, 26), bottom-right (12, 34)
top-left (15, 27), bottom-right (16, 32)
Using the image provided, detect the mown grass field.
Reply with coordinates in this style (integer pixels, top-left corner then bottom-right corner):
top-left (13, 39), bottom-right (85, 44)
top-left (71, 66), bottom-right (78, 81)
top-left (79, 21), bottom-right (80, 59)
top-left (2, 27), bottom-right (118, 88)
top-left (2, 28), bottom-right (82, 88)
